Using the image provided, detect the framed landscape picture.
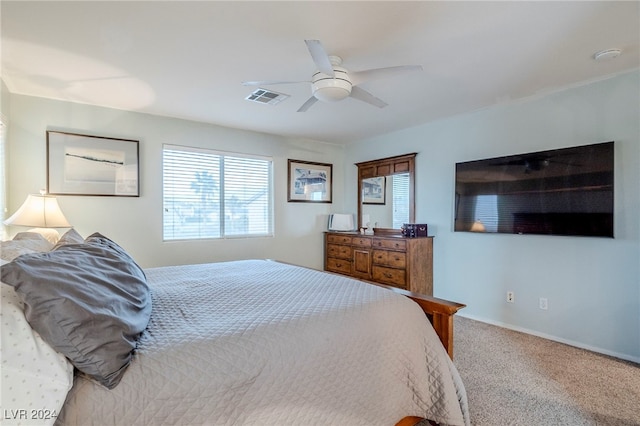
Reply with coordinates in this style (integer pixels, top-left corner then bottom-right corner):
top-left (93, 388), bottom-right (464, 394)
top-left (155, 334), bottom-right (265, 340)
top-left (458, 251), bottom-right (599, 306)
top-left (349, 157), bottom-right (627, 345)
top-left (287, 159), bottom-right (332, 203)
top-left (47, 131), bottom-right (140, 196)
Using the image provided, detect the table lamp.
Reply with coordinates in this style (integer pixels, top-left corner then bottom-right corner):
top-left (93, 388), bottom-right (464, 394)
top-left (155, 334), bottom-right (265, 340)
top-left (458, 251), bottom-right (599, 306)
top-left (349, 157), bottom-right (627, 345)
top-left (4, 191), bottom-right (71, 243)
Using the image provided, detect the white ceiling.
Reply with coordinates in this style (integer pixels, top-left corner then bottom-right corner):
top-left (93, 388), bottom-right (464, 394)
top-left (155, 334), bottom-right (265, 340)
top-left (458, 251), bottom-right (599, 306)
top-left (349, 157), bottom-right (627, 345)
top-left (2, 1), bottom-right (639, 144)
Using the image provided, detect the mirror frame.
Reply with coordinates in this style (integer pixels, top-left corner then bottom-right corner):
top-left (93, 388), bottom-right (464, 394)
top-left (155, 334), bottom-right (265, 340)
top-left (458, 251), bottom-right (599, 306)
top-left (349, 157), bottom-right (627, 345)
top-left (356, 153), bottom-right (416, 234)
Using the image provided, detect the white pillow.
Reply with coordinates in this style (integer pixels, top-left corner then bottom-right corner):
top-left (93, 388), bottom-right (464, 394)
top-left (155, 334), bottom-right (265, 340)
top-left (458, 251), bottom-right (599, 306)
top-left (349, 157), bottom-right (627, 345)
top-left (20, 228), bottom-right (61, 245)
top-left (0, 260), bottom-right (74, 426)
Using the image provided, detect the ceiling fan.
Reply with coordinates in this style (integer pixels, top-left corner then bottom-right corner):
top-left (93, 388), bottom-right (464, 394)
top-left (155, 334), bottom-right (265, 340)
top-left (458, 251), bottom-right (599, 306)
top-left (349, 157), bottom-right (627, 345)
top-left (490, 154), bottom-right (582, 174)
top-left (242, 40), bottom-right (423, 112)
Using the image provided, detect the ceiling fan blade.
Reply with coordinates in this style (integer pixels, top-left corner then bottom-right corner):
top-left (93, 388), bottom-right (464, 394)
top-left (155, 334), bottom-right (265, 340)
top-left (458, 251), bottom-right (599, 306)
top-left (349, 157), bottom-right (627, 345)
top-left (305, 40), bottom-right (335, 77)
top-left (349, 86), bottom-right (388, 108)
top-left (242, 80), bottom-right (308, 86)
top-left (350, 65), bottom-right (423, 86)
top-left (297, 96), bottom-right (319, 112)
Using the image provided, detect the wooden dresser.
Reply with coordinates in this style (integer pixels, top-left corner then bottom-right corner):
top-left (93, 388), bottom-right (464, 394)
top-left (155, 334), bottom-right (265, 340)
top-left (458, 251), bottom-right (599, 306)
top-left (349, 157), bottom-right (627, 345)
top-left (324, 231), bottom-right (433, 296)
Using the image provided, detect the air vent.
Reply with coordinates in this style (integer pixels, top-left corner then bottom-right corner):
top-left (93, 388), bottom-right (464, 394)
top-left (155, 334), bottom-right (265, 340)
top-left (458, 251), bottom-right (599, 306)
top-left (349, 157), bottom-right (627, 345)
top-left (245, 88), bottom-right (290, 105)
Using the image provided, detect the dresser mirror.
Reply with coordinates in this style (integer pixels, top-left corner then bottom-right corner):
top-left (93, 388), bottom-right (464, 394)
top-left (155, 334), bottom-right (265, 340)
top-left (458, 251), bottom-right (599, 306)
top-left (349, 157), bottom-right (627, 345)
top-left (356, 153), bottom-right (416, 233)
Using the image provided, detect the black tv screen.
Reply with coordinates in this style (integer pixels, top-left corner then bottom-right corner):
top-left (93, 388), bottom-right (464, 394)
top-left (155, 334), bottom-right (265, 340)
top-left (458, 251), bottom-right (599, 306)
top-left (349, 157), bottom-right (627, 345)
top-left (454, 142), bottom-right (614, 237)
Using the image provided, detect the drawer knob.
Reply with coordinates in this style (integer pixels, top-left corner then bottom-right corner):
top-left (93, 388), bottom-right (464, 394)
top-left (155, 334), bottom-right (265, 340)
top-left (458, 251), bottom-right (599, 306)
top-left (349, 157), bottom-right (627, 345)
top-left (384, 272), bottom-right (393, 278)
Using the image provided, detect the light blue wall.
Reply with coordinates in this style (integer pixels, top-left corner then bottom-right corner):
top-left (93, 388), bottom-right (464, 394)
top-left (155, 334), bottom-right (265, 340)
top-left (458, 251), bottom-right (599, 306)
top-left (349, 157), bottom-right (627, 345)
top-left (345, 71), bottom-right (640, 362)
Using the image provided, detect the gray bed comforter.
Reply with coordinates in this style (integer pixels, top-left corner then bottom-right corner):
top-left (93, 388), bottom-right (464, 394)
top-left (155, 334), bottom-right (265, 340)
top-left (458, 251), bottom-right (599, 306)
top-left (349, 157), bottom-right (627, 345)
top-left (57, 260), bottom-right (469, 425)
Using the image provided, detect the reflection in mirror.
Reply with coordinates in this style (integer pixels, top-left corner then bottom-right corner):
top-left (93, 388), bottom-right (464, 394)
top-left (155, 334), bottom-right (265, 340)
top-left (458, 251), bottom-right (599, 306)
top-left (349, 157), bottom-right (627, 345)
top-left (361, 173), bottom-right (410, 229)
top-left (356, 152), bottom-right (416, 231)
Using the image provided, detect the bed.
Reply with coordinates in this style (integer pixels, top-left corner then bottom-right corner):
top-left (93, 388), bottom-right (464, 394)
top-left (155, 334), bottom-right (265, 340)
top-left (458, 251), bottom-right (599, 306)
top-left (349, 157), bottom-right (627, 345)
top-left (1, 231), bottom-right (469, 426)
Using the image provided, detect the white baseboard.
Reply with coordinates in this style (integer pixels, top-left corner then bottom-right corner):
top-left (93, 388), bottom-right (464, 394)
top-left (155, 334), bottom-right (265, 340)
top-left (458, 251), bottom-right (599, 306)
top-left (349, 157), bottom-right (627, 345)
top-left (457, 312), bottom-right (640, 365)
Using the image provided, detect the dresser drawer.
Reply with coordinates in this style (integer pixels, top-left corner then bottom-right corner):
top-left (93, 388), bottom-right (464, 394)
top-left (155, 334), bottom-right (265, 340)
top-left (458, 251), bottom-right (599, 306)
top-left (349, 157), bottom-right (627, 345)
top-left (327, 244), bottom-right (351, 260)
top-left (326, 257), bottom-right (352, 274)
top-left (372, 266), bottom-right (406, 289)
top-left (327, 234), bottom-right (353, 245)
top-left (372, 238), bottom-right (406, 251)
top-left (372, 250), bottom-right (406, 268)
top-left (351, 236), bottom-right (372, 248)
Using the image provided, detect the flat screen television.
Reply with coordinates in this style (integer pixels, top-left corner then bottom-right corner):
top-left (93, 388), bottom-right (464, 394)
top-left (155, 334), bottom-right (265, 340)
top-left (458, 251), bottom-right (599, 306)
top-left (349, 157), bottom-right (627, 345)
top-left (454, 141), bottom-right (614, 237)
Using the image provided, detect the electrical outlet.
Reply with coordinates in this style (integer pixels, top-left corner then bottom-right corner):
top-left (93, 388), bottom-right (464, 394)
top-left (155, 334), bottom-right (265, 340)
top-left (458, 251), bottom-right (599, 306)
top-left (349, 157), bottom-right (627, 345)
top-left (507, 291), bottom-right (514, 303)
top-left (539, 297), bottom-right (548, 310)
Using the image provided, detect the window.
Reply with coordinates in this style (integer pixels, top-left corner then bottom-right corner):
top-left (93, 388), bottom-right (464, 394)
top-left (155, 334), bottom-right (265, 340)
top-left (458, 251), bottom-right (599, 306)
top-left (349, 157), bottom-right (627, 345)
top-left (163, 145), bottom-right (273, 241)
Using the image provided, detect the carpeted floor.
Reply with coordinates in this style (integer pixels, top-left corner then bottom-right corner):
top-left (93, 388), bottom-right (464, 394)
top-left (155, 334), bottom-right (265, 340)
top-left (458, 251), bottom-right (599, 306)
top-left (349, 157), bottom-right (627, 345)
top-left (447, 316), bottom-right (640, 425)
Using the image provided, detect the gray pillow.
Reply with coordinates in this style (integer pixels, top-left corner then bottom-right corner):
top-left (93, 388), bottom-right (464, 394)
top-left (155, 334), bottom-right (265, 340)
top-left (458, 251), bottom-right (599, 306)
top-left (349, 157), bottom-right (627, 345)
top-left (52, 228), bottom-right (85, 249)
top-left (1, 233), bottom-right (151, 389)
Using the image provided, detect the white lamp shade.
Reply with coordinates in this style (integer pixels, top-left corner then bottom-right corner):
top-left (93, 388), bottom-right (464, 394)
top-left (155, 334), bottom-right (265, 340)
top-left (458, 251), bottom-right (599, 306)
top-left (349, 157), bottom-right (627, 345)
top-left (4, 194), bottom-right (71, 228)
top-left (328, 213), bottom-right (355, 231)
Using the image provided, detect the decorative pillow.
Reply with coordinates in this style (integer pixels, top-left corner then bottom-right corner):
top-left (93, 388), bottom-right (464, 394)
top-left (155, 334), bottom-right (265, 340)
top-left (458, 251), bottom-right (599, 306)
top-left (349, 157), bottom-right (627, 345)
top-left (1, 233), bottom-right (151, 389)
top-left (1, 260), bottom-right (74, 426)
top-left (0, 233), bottom-right (54, 261)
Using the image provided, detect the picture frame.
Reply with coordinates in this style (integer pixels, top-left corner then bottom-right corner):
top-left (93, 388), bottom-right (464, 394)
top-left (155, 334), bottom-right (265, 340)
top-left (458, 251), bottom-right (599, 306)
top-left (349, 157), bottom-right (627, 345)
top-left (287, 159), bottom-right (332, 203)
top-left (362, 176), bottom-right (386, 204)
top-left (47, 130), bottom-right (140, 197)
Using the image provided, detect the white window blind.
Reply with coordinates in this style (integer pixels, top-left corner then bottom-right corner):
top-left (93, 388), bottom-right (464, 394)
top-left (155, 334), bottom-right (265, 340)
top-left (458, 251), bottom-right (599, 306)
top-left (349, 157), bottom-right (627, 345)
top-left (163, 145), bottom-right (273, 241)
top-left (392, 173), bottom-right (410, 229)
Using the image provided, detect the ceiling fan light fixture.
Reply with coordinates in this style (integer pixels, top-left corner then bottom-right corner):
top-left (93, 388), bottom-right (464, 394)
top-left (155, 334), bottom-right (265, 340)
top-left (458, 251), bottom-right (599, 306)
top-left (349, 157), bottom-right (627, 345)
top-left (311, 67), bottom-right (352, 102)
top-left (313, 83), bottom-right (351, 102)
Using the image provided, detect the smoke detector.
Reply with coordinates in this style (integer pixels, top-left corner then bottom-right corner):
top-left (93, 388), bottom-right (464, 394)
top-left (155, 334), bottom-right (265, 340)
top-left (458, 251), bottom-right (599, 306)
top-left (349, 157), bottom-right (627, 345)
top-left (593, 49), bottom-right (622, 61)
top-left (245, 88), bottom-right (289, 105)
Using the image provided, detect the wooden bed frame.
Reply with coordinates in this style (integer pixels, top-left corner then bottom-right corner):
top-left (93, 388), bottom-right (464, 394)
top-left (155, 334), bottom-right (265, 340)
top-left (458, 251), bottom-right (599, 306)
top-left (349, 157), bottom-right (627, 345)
top-left (396, 415), bottom-right (431, 426)
top-left (372, 283), bottom-right (465, 359)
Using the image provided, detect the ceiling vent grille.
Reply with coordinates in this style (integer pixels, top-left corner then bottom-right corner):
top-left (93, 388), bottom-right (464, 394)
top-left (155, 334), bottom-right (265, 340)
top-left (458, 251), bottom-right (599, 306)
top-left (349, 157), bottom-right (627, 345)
top-left (245, 88), bottom-right (289, 105)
